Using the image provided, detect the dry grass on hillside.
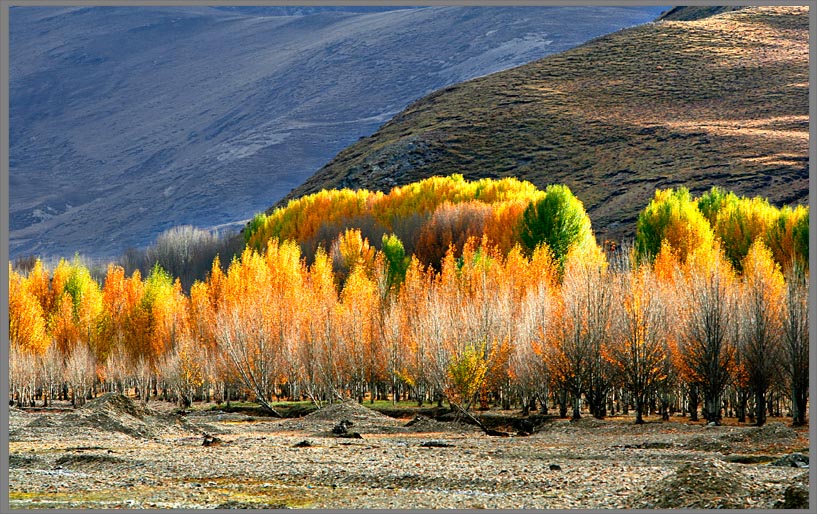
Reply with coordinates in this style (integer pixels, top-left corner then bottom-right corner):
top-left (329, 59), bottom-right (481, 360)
top-left (286, 6), bottom-right (808, 243)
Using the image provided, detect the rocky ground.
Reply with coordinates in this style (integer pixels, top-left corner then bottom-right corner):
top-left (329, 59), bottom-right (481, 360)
top-left (8, 394), bottom-right (811, 509)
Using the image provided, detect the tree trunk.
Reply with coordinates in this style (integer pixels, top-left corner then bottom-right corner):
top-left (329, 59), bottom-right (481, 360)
top-left (704, 392), bottom-right (721, 425)
top-left (792, 384), bottom-right (807, 426)
top-left (688, 386), bottom-right (699, 422)
top-left (661, 397), bottom-right (670, 421)
top-left (737, 390), bottom-right (748, 423)
top-left (754, 388), bottom-right (767, 427)
top-left (635, 397), bottom-right (644, 424)
top-left (558, 390), bottom-right (568, 418)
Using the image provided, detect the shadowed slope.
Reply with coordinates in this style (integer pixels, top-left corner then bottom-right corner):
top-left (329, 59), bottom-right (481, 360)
top-left (10, 6), bottom-right (663, 258)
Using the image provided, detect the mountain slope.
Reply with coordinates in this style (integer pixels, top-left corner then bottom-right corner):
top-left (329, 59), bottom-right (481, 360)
top-left (657, 6), bottom-right (746, 21)
top-left (282, 6), bottom-right (808, 244)
top-left (9, 5), bottom-right (663, 259)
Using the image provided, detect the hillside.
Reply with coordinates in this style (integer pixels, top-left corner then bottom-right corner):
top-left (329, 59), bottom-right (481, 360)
top-left (9, 5), bottom-right (663, 259)
top-left (281, 6), bottom-right (809, 244)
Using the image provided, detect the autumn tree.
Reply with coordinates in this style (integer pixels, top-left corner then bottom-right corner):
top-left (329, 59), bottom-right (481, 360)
top-left (298, 248), bottom-right (341, 404)
top-left (509, 244), bottom-right (558, 414)
top-left (702, 190), bottom-right (777, 271)
top-left (551, 244), bottom-right (613, 419)
top-left (25, 258), bottom-right (56, 316)
top-left (125, 264), bottom-right (188, 386)
top-left (765, 205), bottom-right (809, 272)
top-left (337, 263), bottom-right (380, 402)
top-left (446, 341), bottom-right (490, 415)
top-left (415, 201), bottom-right (493, 270)
top-left (158, 335), bottom-right (205, 407)
top-left (677, 245), bottom-right (736, 424)
top-left (48, 257), bottom-right (105, 359)
top-left (264, 238), bottom-right (306, 402)
top-left (636, 188), bottom-right (714, 264)
top-left (213, 241), bottom-right (304, 414)
top-left (397, 257), bottom-right (434, 405)
top-left (215, 247), bottom-right (281, 413)
top-left (8, 264), bottom-right (49, 357)
top-left (738, 240), bottom-right (785, 426)
top-left (458, 239), bottom-right (516, 409)
top-left (608, 256), bottom-right (669, 424)
top-left (64, 342), bottom-right (96, 407)
top-left (330, 228), bottom-right (376, 286)
top-left (783, 264), bottom-right (809, 426)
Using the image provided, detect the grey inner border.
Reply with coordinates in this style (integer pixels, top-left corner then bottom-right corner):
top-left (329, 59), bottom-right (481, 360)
top-left (0, 1), bottom-right (813, 513)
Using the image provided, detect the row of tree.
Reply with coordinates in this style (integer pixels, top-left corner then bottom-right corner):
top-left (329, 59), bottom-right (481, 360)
top-left (8, 178), bottom-right (809, 425)
top-left (249, 177), bottom-right (807, 274)
top-left (9, 233), bottom-right (808, 425)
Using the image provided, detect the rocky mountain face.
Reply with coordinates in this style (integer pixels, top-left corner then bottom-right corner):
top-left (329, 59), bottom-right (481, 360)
top-left (9, 5), bottom-right (664, 259)
top-left (284, 6), bottom-right (808, 244)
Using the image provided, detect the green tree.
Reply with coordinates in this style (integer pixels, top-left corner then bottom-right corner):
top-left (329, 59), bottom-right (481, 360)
top-left (635, 188), bottom-right (714, 264)
top-left (518, 184), bottom-right (593, 266)
top-left (697, 186), bottom-right (738, 227)
top-left (380, 233), bottom-right (409, 291)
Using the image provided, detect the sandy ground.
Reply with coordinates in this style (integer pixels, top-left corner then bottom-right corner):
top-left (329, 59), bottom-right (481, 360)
top-left (8, 394), bottom-right (811, 509)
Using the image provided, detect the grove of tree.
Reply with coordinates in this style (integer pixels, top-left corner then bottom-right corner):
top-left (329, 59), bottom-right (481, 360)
top-left (8, 177), bottom-right (809, 427)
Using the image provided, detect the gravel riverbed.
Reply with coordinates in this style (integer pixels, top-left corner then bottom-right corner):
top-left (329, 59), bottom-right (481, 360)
top-left (8, 395), bottom-right (810, 509)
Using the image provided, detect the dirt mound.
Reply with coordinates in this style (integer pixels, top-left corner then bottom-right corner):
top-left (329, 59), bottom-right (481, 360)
top-left (722, 422), bottom-right (798, 444)
top-left (684, 435), bottom-right (733, 453)
top-left (9, 453), bottom-right (43, 469)
top-left (81, 392), bottom-right (152, 418)
top-left (629, 459), bottom-right (749, 509)
top-left (404, 415), bottom-right (478, 433)
top-left (27, 396), bottom-right (154, 438)
top-left (217, 500), bottom-right (289, 509)
top-left (304, 401), bottom-right (396, 424)
top-left (685, 422), bottom-right (799, 452)
top-left (55, 453), bottom-right (126, 469)
top-left (23, 393), bottom-right (209, 439)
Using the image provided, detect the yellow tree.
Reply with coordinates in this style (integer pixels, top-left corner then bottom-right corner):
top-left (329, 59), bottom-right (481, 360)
top-left (765, 205), bottom-right (809, 272)
top-left (8, 264), bottom-right (50, 357)
top-left (100, 267), bottom-right (144, 394)
top-left (608, 259), bottom-right (668, 424)
top-left (301, 248), bottom-right (341, 403)
top-left (125, 264), bottom-right (188, 402)
top-left (214, 246), bottom-right (283, 415)
top-left (397, 256), bottom-right (434, 405)
top-left (48, 258), bottom-right (104, 361)
top-left (511, 244), bottom-right (558, 415)
top-left (739, 240), bottom-right (785, 426)
top-left (264, 238), bottom-right (306, 401)
top-left (25, 259), bottom-right (56, 316)
top-left (330, 228), bottom-right (376, 285)
top-left (456, 238), bottom-right (514, 410)
top-left (552, 243), bottom-right (613, 419)
top-left (338, 263), bottom-right (379, 401)
top-left (712, 196), bottom-right (777, 271)
top-left (677, 243), bottom-right (737, 424)
top-left (636, 188), bottom-right (715, 264)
